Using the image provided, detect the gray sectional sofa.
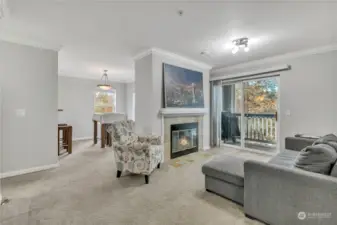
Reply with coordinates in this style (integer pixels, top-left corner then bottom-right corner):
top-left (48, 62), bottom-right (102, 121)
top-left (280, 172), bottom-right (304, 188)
top-left (202, 137), bottom-right (337, 225)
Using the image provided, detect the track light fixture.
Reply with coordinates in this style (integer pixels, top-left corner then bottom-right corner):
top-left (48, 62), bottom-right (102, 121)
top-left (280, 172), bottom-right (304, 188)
top-left (231, 37), bottom-right (249, 54)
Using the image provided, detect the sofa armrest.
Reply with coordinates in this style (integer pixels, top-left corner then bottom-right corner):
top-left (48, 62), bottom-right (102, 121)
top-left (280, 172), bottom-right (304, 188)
top-left (285, 137), bottom-right (317, 151)
top-left (244, 160), bottom-right (337, 225)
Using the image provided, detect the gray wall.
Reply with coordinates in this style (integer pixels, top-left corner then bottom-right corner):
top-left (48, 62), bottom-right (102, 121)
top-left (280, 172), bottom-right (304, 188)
top-left (58, 76), bottom-right (126, 139)
top-left (0, 40), bottom-right (58, 174)
top-left (211, 50), bottom-right (337, 150)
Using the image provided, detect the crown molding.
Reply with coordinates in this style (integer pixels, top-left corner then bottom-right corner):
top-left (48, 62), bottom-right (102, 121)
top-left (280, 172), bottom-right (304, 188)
top-left (0, 29), bottom-right (62, 52)
top-left (133, 48), bottom-right (153, 61)
top-left (133, 47), bottom-right (212, 70)
top-left (58, 73), bottom-right (134, 83)
top-left (211, 44), bottom-right (337, 75)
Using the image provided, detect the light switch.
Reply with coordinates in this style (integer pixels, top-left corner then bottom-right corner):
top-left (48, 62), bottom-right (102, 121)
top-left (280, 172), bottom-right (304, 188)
top-left (285, 110), bottom-right (291, 116)
top-left (16, 109), bottom-right (26, 117)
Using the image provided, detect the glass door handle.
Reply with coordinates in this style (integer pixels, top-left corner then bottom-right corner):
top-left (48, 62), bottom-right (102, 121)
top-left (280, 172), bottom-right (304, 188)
top-left (275, 111), bottom-right (278, 121)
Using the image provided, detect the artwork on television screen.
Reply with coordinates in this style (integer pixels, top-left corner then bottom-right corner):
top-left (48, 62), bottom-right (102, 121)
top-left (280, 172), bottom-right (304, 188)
top-left (163, 63), bottom-right (204, 108)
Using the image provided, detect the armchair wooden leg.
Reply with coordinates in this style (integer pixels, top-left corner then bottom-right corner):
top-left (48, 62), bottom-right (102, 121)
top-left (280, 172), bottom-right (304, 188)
top-left (145, 175), bottom-right (149, 184)
top-left (157, 163), bottom-right (160, 169)
top-left (116, 170), bottom-right (122, 178)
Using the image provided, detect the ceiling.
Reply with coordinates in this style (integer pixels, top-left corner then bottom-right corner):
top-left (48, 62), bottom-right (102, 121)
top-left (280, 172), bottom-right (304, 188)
top-left (1, 0), bottom-right (337, 82)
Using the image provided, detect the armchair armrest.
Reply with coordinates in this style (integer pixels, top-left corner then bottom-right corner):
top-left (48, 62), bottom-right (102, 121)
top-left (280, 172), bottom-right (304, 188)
top-left (244, 160), bottom-right (337, 225)
top-left (113, 141), bottom-right (151, 152)
top-left (138, 135), bottom-right (162, 145)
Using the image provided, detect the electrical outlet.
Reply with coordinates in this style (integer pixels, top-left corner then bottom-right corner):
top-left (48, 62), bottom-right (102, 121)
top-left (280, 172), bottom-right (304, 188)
top-left (16, 109), bottom-right (26, 117)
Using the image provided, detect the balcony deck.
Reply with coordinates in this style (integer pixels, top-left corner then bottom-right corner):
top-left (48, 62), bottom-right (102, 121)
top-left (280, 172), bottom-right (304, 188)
top-left (221, 140), bottom-right (277, 153)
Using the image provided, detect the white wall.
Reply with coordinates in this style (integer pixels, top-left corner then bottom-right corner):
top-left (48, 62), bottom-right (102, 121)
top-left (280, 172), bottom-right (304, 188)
top-left (211, 50), bottom-right (337, 150)
top-left (135, 53), bottom-right (211, 149)
top-left (0, 40), bottom-right (58, 174)
top-left (135, 55), bottom-right (154, 134)
top-left (58, 76), bottom-right (126, 139)
top-left (125, 82), bottom-right (135, 120)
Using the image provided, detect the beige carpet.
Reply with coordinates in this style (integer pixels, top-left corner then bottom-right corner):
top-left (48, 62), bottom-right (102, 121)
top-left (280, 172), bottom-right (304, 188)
top-left (1, 141), bottom-right (270, 225)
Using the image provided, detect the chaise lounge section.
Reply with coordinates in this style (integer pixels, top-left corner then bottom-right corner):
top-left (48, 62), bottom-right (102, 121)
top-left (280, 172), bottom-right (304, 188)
top-left (202, 155), bottom-right (245, 205)
top-left (202, 136), bottom-right (337, 225)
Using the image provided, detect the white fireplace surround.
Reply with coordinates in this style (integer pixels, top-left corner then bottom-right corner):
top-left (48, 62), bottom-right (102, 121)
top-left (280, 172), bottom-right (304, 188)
top-left (159, 108), bottom-right (208, 117)
top-left (159, 108), bottom-right (208, 160)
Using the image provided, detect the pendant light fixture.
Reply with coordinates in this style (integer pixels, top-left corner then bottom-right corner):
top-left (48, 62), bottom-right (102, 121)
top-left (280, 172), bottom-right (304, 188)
top-left (97, 70), bottom-right (112, 90)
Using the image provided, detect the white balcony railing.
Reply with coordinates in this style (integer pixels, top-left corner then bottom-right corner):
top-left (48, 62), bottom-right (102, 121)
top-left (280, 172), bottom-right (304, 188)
top-left (234, 113), bottom-right (277, 144)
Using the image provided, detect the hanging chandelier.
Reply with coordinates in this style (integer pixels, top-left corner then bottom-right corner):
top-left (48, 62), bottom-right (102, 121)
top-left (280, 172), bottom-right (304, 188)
top-left (97, 70), bottom-right (112, 90)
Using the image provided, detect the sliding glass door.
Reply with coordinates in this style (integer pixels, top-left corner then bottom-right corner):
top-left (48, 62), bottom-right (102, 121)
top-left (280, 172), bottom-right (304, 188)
top-left (243, 77), bottom-right (279, 152)
top-left (221, 82), bottom-right (242, 147)
top-left (211, 76), bottom-right (279, 153)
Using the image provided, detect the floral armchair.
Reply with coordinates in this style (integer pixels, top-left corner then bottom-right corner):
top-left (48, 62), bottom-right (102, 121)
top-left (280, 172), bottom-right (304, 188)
top-left (106, 120), bottom-right (164, 184)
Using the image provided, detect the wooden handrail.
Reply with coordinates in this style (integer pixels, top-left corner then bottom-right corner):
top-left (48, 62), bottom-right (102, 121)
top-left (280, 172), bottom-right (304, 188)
top-left (232, 112), bottom-right (275, 118)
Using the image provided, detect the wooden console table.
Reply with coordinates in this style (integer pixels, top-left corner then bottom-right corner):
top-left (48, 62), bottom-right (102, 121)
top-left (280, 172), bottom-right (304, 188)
top-left (92, 112), bottom-right (126, 148)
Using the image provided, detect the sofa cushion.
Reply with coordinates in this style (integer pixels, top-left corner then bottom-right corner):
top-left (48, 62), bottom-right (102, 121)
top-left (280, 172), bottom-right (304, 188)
top-left (294, 144), bottom-right (337, 175)
top-left (331, 163), bottom-right (337, 178)
top-left (202, 156), bottom-right (244, 187)
top-left (268, 150), bottom-right (299, 168)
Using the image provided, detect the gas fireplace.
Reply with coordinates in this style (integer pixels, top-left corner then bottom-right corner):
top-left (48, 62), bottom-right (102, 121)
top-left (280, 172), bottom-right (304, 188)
top-left (170, 122), bottom-right (198, 159)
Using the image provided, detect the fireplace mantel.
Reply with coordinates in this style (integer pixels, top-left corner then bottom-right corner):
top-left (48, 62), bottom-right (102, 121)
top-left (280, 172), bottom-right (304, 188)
top-left (159, 108), bottom-right (208, 117)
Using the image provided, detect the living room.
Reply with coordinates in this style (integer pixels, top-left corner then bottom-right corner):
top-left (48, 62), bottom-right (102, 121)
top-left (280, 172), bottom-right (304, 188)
top-left (0, 1), bottom-right (337, 225)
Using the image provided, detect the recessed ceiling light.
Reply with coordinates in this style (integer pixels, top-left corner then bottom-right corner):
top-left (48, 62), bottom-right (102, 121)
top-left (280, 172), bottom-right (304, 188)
top-left (177, 10), bottom-right (184, 16)
top-left (200, 50), bottom-right (209, 55)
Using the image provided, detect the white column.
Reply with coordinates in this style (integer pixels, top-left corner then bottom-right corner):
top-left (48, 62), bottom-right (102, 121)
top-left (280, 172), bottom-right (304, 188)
top-left (134, 54), bottom-right (156, 134)
top-left (134, 48), bottom-right (211, 148)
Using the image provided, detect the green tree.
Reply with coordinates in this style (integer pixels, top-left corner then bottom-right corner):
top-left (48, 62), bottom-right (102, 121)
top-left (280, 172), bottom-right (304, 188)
top-left (244, 79), bottom-right (277, 113)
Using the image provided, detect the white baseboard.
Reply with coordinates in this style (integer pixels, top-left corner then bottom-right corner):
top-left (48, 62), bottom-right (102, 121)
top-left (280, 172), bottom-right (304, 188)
top-left (73, 137), bottom-right (92, 141)
top-left (203, 146), bottom-right (211, 150)
top-left (0, 163), bottom-right (60, 179)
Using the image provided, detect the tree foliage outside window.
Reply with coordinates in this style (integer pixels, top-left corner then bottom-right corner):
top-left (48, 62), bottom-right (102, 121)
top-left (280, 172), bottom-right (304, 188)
top-left (235, 79), bottom-right (278, 113)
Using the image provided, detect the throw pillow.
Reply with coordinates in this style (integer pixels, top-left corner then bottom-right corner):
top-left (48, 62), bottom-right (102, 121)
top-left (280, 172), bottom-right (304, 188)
top-left (313, 133), bottom-right (337, 146)
top-left (331, 162), bottom-right (337, 178)
top-left (294, 144), bottom-right (337, 175)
